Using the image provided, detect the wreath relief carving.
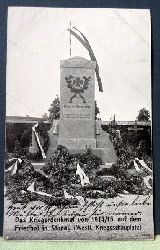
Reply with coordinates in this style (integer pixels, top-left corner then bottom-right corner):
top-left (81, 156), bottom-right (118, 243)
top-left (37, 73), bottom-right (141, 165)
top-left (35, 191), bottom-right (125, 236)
top-left (65, 75), bottom-right (91, 103)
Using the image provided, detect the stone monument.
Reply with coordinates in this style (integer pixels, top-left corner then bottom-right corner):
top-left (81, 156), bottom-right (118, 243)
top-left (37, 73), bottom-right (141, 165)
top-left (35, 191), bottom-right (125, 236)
top-left (58, 56), bottom-right (96, 149)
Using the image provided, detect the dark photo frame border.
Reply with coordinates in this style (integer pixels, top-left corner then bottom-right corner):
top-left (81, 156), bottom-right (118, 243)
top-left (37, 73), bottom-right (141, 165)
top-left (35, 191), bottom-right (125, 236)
top-left (0, 0), bottom-right (160, 236)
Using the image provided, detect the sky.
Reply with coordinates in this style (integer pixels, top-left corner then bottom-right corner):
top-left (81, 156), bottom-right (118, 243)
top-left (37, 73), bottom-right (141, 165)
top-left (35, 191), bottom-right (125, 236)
top-left (6, 7), bottom-right (151, 121)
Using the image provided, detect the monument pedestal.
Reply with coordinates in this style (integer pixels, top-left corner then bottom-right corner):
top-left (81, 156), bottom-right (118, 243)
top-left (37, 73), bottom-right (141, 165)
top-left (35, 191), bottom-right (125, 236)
top-left (46, 121), bottom-right (117, 163)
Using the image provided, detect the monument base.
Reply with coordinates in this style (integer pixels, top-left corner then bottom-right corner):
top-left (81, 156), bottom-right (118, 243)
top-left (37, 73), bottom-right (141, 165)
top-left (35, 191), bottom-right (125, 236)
top-left (46, 128), bottom-right (117, 163)
top-left (58, 138), bottom-right (96, 149)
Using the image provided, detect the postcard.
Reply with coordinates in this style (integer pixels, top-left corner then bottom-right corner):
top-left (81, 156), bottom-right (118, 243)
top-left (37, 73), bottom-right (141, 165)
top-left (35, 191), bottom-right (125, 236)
top-left (4, 7), bottom-right (153, 240)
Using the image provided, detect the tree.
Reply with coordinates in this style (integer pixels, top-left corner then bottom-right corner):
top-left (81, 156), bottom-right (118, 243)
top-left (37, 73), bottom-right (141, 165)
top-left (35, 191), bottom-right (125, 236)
top-left (48, 95), bottom-right (60, 122)
top-left (48, 95), bottom-right (100, 122)
top-left (6, 123), bottom-right (32, 153)
top-left (137, 108), bottom-right (150, 121)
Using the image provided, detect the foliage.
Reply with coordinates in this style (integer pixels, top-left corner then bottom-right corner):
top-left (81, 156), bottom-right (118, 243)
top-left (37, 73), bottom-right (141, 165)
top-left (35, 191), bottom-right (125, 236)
top-left (108, 123), bottom-right (152, 195)
top-left (5, 146), bottom-right (117, 205)
top-left (43, 145), bottom-right (72, 188)
top-left (43, 146), bottom-right (102, 191)
top-left (6, 121), bottom-right (50, 160)
top-left (73, 147), bottom-right (102, 172)
top-left (5, 158), bottom-right (36, 203)
top-left (110, 162), bottom-right (147, 195)
top-left (137, 108), bottom-right (150, 121)
top-left (6, 123), bottom-right (33, 153)
top-left (48, 95), bottom-right (60, 122)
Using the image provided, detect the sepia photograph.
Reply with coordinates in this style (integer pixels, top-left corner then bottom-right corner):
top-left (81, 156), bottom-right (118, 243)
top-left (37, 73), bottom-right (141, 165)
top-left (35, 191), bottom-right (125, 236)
top-left (4, 7), bottom-right (153, 240)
